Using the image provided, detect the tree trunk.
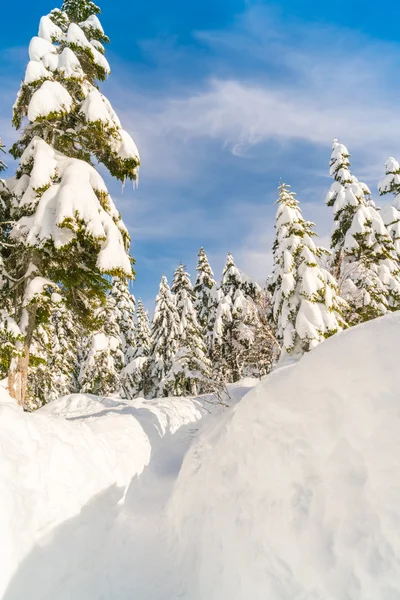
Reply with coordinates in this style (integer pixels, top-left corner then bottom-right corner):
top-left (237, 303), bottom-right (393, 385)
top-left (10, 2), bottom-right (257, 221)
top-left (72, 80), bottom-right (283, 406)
top-left (8, 305), bottom-right (37, 408)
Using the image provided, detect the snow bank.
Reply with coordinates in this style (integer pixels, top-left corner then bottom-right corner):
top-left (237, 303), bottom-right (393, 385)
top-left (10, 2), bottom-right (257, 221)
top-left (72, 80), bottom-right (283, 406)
top-left (168, 313), bottom-right (400, 599)
top-left (0, 391), bottom-right (206, 598)
top-left (5, 306), bottom-right (400, 600)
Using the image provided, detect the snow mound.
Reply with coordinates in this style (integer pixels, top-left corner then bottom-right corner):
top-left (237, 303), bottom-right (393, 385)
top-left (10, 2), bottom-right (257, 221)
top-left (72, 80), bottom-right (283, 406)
top-left (0, 391), bottom-right (208, 598)
top-left (168, 313), bottom-right (400, 599)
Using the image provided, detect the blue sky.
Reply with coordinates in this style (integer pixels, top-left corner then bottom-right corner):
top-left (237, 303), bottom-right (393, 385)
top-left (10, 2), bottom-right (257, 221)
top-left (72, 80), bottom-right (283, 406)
top-left (1, 0), bottom-right (400, 308)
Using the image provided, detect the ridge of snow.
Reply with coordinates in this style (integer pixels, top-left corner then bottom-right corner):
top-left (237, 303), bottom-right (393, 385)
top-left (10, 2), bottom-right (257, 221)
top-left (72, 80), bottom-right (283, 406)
top-left (168, 312), bottom-right (400, 599)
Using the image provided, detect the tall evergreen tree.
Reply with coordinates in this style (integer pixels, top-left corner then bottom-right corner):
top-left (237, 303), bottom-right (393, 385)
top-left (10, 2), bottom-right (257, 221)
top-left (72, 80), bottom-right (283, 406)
top-left (214, 253), bottom-right (260, 382)
top-left (149, 275), bottom-right (180, 397)
top-left (208, 287), bottom-right (233, 383)
top-left (194, 247), bottom-right (216, 331)
top-left (110, 277), bottom-right (136, 361)
top-left (120, 299), bottom-right (151, 399)
top-left (244, 287), bottom-right (276, 377)
top-left (222, 252), bottom-right (260, 302)
top-left (326, 140), bottom-right (400, 323)
top-left (206, 283), bottom-right (225, 357)
top-left (134, 299), bottom-right (151, 358)
top-left (78, 294), bottom-right (124, 396)
top-left (269, 182), bottom-right (347, 359)
top-left (28, 295), bottom-right (81, 408)
top-left (166, 264), bottom-right (211, 396)
top-left (0, 151), bottom-right (24, 378)
top-left (379, 157), bottom-right (400, 255)
top-left (2, 0), bottom-right (139, 406)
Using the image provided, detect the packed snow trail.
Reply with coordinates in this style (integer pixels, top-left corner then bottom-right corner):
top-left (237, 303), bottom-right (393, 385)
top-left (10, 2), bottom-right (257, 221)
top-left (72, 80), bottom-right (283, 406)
top-left (0, 382), bottom-right (256, 599)
top-left (3, 314), bottom-right (400, 598)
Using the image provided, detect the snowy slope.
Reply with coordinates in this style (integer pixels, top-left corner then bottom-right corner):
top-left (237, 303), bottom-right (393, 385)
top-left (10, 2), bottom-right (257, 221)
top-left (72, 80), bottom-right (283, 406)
top-left (168, 312), bottom-right (400, 599)
top-left (2, 314), bottom-right (400, 599)
top-left (0, 381), bottom-right (256, 599)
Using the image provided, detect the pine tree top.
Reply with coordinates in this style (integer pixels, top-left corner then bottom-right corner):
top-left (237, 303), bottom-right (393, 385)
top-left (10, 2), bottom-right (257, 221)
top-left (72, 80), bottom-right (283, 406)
top-left (221, 251), bottom-right (261, 301)
top-left (379, 156), bottom-right (400, 200)
top-left (194, 247), bottom-right (215, 288)
top-left (171, 264), bottom-right (194, 298)
top-left (329, 139), bottom-right (352, 183)
top-left (62, 0), bottom-right (101, 23)
top-left (274, 182), bottom-right (317, 245)
top-left (276, 182), bottom-right (299, 209)
top-left (11, 1), bottom-right (139, 182)
top-left (222, 252), bottom-right (236, 274)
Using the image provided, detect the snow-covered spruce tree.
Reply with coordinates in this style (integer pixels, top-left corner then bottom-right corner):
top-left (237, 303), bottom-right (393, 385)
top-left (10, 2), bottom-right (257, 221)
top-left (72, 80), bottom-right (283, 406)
top-left (207, 286), bottom-right (233, 383)
top-left (110, 277), bottom-right (136, 361)
top-left (4, 0), bottom-right (139, 406)
top-left (244, 287), bottom-right (276, 377)
top-left (269, 182), bottom-right (347, 359)
top-left (27, 294), bottom-right (81, 408)
top-left (120, 299), bottom-right (152, 399)
top-left (379, 157), bottom-right (400, 256)
top-left (78, 293), bottom-right (124, 396)
top-left (326, 140), bottom-right (400, 322)
top-left (149, 275), bottom-right (180, 397)
top-left (11, 2), bottom-right (139, 180)
top-left (166, 264), bottom-right (211, 396)
top-left (194, 247), bottom-right (216, 331)
top-left (134, 300), bottom-right (151, 358)
top-left (213, 253), bottom-right (261, 382)
top-left (0, 141), bottom-right (25, 377)
top-left (222, 252), bottom-right (260, 302)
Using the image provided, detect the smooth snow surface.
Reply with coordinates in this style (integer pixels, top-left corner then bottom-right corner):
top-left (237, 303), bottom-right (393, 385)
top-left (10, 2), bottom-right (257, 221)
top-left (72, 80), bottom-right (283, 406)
top-left (170, 313), bottom-right (400, 599)
top-left (2, 315), bottom-right (400, 599)
top-left (0, 381), bottom-right (256, 599)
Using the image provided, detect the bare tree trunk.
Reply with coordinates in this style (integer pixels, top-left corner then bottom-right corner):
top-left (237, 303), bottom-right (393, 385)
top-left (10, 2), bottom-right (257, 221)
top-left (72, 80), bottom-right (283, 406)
top-left (8, 305), bottom-right (37, 408)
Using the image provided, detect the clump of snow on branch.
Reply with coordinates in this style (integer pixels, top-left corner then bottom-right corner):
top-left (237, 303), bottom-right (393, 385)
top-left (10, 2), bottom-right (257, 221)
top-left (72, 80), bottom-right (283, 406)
top-left (9, 137), bottom-right (132, 276)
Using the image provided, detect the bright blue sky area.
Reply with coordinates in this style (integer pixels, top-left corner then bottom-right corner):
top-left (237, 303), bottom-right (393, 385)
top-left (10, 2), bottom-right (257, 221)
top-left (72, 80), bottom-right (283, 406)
top-left (1, 0), bottom-right (400, 308)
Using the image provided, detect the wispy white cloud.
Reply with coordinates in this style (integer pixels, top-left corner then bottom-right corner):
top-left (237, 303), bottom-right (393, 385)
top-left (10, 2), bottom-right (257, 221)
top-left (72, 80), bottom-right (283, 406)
top-left (111, 6), bottom-right (400, 186)
top-left (104, 6), bottom-right (400, 293)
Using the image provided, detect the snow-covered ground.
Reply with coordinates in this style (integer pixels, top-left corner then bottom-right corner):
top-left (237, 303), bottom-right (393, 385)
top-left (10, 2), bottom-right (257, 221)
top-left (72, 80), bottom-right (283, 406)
top-left (2, 313), bottom-right (400, 599)
top-left (0, 379), bottom-right (256, 599)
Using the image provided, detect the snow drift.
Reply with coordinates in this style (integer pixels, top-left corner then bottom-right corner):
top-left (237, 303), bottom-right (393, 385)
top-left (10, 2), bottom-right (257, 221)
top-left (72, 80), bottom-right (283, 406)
top-left (169, 312), bottom-right (400, 599)
top-left (0, 391), bottom-right (207, 599)
top-left (2, 314), bottom-right (400, 599)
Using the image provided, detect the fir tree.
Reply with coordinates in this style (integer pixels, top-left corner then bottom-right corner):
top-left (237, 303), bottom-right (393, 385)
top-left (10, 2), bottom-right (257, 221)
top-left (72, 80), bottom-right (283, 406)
top-left (244, 288), bottom-right (276, 378)
top-left (120, 299), bottom-right (151, 399)
top-left (149, 275), bottom-right (180, 397)
top-left (222, 252), bottom-right (260, 302)
top-left (11, 1), bottom-right (138, 180)
top-left (379, 157), bottom-right (400, 255)
top-left (193, 247), bottom-right (216, 331)
top-left (208, 286), bottom-right (233, 383)
top-left (215, 253), bottom-right (260, 382)
top-left (27, 295), bottom-right (81, 408)
top-left (2, 1), bottom-right (139, 406)
top-left (166, 264), bottom-right (211, 396)
top-left (0, 156), bottom-right (24, 377)
top-left (78, 294), bottom-right (124, 396)
top-left (269, 182), bottom-right (347, 358)
top-left (326, 140), bottom-right (400, 322)
top-left (110, 277), bottom-right (136, 362)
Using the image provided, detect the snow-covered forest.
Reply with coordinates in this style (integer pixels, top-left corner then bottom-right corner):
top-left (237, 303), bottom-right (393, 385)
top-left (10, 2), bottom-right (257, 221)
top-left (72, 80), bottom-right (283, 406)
top-left (2, 1), bottom-right (400, 599)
